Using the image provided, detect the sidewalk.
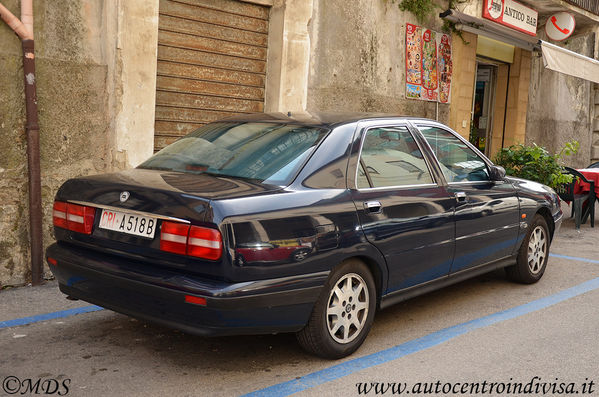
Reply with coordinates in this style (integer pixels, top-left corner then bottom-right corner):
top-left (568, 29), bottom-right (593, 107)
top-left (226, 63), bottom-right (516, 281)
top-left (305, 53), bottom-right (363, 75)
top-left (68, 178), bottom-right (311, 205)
top-left (551, 201), bottom-right (599, 260)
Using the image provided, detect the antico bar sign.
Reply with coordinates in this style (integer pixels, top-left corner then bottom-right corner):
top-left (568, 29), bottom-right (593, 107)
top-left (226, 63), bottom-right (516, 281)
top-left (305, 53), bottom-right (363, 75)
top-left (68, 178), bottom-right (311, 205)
top-left (483, 0), bottom-right (538, 36)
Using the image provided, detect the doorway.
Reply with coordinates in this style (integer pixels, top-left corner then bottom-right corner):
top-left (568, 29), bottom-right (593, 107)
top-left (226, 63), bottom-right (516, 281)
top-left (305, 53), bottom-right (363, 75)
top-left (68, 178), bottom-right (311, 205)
top-left (470, 62), bottom-right (497, 156)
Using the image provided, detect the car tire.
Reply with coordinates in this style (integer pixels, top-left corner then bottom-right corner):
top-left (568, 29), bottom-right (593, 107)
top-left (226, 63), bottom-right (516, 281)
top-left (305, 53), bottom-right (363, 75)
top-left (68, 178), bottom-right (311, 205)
top-left (296, 258), bottom-right (376, 359)
top-left (506, 214), bottom-right (550, 284)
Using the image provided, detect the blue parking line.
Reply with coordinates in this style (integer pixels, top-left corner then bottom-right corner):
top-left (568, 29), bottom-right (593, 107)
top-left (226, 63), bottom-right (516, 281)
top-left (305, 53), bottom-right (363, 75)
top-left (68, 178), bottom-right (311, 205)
top-left (0, 305), bottom-right (104, 329)
top-left (549, 253), bottom-right (599, 264)
top-left (244, 275), bottom-right (599, 397)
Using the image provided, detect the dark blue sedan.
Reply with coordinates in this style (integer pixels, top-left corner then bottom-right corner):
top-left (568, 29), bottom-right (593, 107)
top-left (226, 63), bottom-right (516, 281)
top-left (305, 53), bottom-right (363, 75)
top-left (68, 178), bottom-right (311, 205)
top-left (47, 113), bottom-right (562, 358)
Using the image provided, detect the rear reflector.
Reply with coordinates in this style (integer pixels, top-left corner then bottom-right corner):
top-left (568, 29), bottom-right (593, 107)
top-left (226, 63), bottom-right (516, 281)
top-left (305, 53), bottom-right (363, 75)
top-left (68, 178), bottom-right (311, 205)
top-left (53, 201), bottom-right (95, 235)
top-left (184, 295), bottom-right (207, 306)
top-left (160, 221), bottom-right (222, 260)
top-left (47, 257), bottom-right (57, 266)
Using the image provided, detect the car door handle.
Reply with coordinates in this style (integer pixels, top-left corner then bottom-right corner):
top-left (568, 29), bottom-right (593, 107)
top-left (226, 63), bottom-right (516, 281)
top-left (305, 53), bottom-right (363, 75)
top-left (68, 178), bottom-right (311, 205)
top-left (364, 201), bottom-right (382, 213)
top-left (455, 192), bottom-right (468, 202)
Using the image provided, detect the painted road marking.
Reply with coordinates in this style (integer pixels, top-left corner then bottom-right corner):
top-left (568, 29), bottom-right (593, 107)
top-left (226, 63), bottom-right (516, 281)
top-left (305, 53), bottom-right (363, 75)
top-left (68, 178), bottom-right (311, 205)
top-left (549, 253), bottom-right (599, 264)
top-left (0, 306), bottom-right (104, 329)
top-left (244, 275), bottom-right (599, 396)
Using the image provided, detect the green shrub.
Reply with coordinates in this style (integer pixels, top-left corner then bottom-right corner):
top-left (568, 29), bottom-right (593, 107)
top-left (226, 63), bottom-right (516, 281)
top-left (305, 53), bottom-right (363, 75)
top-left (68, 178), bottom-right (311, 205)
top-left (493, 141), bottom-right (579, 189)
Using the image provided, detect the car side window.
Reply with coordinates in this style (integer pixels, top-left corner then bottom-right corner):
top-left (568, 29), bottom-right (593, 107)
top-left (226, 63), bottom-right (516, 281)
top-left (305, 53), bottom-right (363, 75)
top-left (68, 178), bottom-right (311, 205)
top-left (357, 126), bottom-right (434, 189)
top-left (418, 126), bottom-right (489, 183)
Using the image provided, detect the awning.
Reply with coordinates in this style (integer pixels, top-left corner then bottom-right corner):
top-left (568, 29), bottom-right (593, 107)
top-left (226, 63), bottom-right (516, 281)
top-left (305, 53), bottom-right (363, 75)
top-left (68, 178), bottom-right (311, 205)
top-left (440, 9), bottom-right (540, 51)
top-left (540, 40), bottom-right (599, 84)
top-left (441, 9), bottom-right (599, 84)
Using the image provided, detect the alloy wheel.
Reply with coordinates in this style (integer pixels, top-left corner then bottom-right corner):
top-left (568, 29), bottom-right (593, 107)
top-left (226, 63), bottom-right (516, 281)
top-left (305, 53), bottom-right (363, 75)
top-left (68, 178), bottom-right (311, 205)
top-left (527, 225), bottom-right (547, 275)
top-left (326, 273), bottom-right (369, 344)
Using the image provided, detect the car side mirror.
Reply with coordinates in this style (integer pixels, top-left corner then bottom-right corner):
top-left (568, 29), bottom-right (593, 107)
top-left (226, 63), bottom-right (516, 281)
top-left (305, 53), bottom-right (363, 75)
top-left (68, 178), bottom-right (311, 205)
top-left (489, 165), bottom-right (506, 181)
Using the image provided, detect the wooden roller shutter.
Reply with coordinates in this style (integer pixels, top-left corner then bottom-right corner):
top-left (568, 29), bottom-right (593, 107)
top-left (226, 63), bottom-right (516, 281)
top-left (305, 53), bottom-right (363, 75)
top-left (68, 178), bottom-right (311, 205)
top-left (154, 0), bottom-right (269, 151)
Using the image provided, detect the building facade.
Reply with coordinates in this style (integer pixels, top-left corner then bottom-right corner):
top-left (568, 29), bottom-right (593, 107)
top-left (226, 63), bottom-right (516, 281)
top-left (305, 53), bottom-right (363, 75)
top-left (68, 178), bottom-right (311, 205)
top-left (1, 0), bottom-right (598, 285)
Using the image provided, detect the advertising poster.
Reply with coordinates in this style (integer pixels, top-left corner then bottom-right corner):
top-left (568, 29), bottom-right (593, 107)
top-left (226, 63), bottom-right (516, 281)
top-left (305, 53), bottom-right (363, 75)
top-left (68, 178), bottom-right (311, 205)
top-left (405, 23), bottom-right (422, 99)
top-left (405, 24), bottom-right (452, 103)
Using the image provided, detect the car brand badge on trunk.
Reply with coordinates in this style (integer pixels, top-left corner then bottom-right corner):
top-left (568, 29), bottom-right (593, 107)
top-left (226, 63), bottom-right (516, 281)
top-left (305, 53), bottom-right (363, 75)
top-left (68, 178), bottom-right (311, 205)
top-left (119, 191), bottom-right (130, 202)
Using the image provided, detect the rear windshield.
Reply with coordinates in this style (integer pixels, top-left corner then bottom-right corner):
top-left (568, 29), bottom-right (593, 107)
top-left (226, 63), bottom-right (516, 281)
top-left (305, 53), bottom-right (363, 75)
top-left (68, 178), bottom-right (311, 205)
top-left (139, 122), bottom-right (329, 186)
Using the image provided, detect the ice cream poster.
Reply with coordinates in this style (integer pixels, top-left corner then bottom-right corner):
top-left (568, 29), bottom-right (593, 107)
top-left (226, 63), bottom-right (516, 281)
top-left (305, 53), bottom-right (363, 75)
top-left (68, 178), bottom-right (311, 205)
top-left (405, 24), bottom-right (452, 103)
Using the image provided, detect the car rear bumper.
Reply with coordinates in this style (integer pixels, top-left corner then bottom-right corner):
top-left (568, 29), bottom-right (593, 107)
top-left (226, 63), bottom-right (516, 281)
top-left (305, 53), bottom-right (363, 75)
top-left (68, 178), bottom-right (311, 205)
top-left (46, 243), bottom-right (327, 336)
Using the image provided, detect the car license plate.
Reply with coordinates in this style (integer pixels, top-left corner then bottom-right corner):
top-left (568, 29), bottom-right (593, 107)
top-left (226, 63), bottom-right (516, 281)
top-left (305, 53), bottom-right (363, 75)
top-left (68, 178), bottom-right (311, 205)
top-left (98, 209), bottom-right (157, 239)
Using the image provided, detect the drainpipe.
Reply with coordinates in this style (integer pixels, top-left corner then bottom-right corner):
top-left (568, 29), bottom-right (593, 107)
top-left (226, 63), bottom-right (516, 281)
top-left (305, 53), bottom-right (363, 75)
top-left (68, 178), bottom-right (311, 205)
top-left (0, 1), bottom-right (43, 286)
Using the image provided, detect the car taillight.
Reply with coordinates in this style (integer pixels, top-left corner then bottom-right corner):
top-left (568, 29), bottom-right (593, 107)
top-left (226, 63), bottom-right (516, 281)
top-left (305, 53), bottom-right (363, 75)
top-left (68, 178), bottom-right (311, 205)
top-left (160, 221), bottom-right (222, 260)
top-left (53, 201), bottom-right (95, 235)
top-left (53, 201), bottom-right (68, 229)
top-left (160, 221), bottom-right (190, 255)
top-left (67, 203), bottom-right (96, 234)
top-left (187, 225), bottom-right (222, 260)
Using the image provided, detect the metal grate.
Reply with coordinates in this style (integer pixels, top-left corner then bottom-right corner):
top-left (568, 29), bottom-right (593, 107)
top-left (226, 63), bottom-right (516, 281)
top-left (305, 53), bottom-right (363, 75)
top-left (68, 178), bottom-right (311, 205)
top-left (564, 0), bottom-right (599, 16)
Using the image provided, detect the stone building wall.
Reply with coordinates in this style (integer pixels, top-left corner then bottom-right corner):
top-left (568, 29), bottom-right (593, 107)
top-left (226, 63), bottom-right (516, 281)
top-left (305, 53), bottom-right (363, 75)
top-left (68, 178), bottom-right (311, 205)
top-left (0, 0), bottom-right (111, 286)
top-left (526, 32), bottom-right (596, 168)
top-left (306, 0), bottom-right (452, 124)
top-left (0, 0), bottom-right (158, 286)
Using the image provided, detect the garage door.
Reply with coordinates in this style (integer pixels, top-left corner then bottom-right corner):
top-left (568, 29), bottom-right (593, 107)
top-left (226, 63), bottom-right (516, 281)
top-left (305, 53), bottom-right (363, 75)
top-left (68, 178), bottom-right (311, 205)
top-left (154, 0), bottom-right (269, 151)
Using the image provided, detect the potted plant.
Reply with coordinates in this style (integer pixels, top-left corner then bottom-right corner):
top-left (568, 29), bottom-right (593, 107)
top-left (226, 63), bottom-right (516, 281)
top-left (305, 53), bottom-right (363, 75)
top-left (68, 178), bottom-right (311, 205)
top-left (493, 141), bottom-right (579, 189)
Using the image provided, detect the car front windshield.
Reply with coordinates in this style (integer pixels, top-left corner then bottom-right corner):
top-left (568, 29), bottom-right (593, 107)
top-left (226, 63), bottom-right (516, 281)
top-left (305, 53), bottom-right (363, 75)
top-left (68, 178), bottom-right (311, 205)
top-left (139, 122), bottom-right (329, 186)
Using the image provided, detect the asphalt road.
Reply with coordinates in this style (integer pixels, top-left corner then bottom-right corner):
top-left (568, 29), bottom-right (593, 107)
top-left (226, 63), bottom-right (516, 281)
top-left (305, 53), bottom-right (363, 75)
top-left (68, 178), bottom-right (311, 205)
top-left (1, 206), bottom-right (598, 397)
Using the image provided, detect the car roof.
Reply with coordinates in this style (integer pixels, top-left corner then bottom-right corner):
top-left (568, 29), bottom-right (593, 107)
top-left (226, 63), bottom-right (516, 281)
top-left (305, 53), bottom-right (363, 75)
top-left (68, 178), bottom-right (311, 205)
top-left (221, 112), bottom-right (436, 128)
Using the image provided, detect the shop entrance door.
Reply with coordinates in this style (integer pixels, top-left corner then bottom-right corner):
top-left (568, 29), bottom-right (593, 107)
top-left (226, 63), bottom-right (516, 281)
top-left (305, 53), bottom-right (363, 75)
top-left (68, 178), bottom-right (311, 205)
top-left (470, 62), bottom-right (497, 156)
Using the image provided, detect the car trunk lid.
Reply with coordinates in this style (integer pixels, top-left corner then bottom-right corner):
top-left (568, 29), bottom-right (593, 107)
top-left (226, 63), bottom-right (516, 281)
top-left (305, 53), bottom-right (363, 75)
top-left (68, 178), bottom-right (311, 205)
top-left (54, 168), bottom-right (281, 278)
